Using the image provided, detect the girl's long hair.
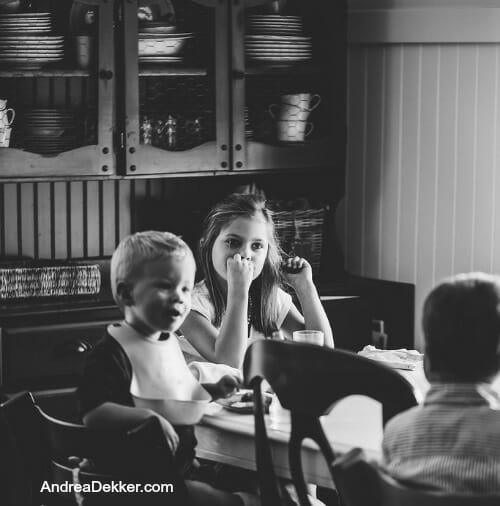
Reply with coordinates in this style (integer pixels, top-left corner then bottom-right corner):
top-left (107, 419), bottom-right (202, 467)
top-left (198, 193), bottom-right (284, 336)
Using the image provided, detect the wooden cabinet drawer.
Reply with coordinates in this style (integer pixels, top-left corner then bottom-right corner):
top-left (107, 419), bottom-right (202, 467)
top-left (0, 322), bottom-right (107, 391)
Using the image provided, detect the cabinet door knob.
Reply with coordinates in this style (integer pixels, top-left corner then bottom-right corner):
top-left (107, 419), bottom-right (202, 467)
top-left (99, 69), bottom-right (114, 80)
top-left (232, 69), bottom-right (245, 80)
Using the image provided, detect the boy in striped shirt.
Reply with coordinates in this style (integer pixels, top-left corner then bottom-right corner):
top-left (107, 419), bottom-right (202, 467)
top-left (382, 272), bottom-right (500, 492)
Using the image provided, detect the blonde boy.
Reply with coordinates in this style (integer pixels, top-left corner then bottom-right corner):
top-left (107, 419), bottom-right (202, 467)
top-left (77, 231), bottom-right (249, 506)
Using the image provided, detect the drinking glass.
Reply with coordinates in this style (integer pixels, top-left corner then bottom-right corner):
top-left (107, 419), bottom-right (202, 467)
top-left (293, 330), bottom-right (324, 346)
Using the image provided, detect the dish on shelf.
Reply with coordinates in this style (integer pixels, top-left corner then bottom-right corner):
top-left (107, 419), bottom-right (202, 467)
top-left (138, 33), bottom-right (194, 56)
top-left (0, 35), bottom-right (63, 41)
top-left (245, 34), bottom-right (311, 41)
top-left (69, 0), bottom-right (175, 34)
top-left (139, 56), bottom-right (184, 64)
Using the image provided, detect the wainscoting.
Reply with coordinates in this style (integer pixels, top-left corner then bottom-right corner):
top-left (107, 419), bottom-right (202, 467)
top-left (338, 3), bottom-right (500, 347)
top-left (0, 179), bottom-right (164, 259)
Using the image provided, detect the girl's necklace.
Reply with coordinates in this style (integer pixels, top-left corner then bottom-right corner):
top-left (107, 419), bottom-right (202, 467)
top-left (247, 294), bottom-right (253, 336)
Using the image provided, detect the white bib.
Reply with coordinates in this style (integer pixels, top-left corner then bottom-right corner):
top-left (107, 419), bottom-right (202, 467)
top-left (108, 322), bottom-right (202, 400)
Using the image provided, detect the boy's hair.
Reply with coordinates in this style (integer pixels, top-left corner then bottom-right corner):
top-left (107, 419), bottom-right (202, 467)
top-left (199, 193), bottom-right (284, 336)
top-left (110, 230), bottom-right (194, 309)
top-left (422, 272), bottom-right (500, 381)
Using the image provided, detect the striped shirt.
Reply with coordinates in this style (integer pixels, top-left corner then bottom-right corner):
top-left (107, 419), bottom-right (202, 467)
top-left (382, 382), bottom-right (500, 492)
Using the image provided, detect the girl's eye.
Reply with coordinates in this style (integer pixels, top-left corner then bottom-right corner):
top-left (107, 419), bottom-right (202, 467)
top-left (252, 242), bottom-right (264, 250)
top-left (226, 239), bottom-right (240, 248)
top-left (182, 286), bottom-right (191, 293)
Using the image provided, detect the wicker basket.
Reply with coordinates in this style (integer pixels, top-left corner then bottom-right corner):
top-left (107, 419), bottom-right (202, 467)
top-left (273, 208), bottom-right (327, 275)
top-left (0, 263), bottom-right (101, 300)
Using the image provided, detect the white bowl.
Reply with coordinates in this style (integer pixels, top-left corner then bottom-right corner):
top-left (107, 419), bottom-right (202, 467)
top-left (138, 35), bottom-right (192, 56)
top-left (133, 387), bottom-right (211, 425)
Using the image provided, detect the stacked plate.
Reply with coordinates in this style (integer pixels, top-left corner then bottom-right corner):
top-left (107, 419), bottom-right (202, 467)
top-left (245, 107), bottom-right (253, 140)
top-left (246, 14), bottom-right (304, 35)
top-left (138, 31), bottom-right (194, 65)
top-left (245, 15), bottom-right (312, 65)
top-left (19, 109), bottom-right (81, 155)
top-left (0, 11), bottom-right (52, 33)
top-left (0, 13), bottom-right (64, 68)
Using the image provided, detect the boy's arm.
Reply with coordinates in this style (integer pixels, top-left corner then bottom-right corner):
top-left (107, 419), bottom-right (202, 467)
top-left (83, 402), bottom-right (180, 452)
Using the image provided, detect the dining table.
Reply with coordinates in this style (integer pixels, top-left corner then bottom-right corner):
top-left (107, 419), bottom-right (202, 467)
top-left (195, 367), bottom-right (431, 488)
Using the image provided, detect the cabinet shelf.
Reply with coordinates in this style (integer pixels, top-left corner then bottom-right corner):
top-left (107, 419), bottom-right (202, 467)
top-left (243, 137), bottom-right (344, 172)
top-left (245, 62), bottom-right (328, 77)
top-left (0, 146), bottom-right (110, 178)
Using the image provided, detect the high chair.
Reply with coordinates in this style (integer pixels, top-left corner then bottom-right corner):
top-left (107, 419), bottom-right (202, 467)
top-left (243, 340), bottom-right (419, 506)
top-left (37, 403), bottom-right (189, 506)
top-left (332, 447), bottom-right (500, 506)
top-left (0, 391), bottom-right (48, 506)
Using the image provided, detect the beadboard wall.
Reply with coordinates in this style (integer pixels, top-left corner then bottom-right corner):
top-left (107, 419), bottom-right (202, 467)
top-left (338, 3), bottom-right (500, 348)
top-left (0, 179), bottom-right (165, 259)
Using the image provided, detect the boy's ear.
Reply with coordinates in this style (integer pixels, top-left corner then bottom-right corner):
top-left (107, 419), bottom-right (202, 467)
top-left (116, 281), bottom-right (134, 306)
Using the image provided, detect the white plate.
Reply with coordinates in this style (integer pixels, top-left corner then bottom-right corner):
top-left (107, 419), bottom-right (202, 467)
top-left (247, 48), bottom-right (311, 53)
top-left (247, 15), bottom-right (302, 19)
top-left (0, 50), bottom-right (64, 58)
top-left (245, 42), bottom-right (311, 48)
top-left (247, 20), bottom-right (302, 25)
top-left (248, 56), bottom-right (311, 61)
top-left (0, 21), bottom-right (52, 26)
top-left (247, 21), bottom-right (302, 25)
top-left (139, 56), bottom-right (184, 63)
top-left (247, 30), bottom-right (304, 35)
top-left (0, 57), bottom-right (62, 61)
top-left (0, 44), bottom-right (64, 49)
top-left (245, 35), bottom-right (311, 41)
top-left (0, 12), bottom-right (51, 17)
top-left (1, 28), bottom-right (52, 32)
top-left (0, 36), bottom-right (64, 41)
top-left (247, 53), bottom-right (312, 58)
top-left (137, 32), bottom-right (194, 39)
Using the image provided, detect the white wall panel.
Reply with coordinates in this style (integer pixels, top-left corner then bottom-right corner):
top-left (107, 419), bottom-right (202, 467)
top-left (341, 41), bottom-right (500, 348)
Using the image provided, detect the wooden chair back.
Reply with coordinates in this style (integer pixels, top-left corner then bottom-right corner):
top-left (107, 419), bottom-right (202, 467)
top-left (37, 405), bottom-right (189, 506)
top-left (0, 391), bottom-right (48, 506)
top-left (243, 340), bottom-right (419, 506)
top-left (332, 448), bottom-right (500, 506)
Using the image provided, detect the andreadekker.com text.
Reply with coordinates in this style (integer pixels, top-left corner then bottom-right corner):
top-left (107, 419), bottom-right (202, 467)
top-left (41, 480), bottom-right (174, 494)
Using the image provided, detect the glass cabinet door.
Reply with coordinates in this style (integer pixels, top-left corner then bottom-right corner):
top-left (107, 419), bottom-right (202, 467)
top-left (231, 0), bottom-right (346, 172)
top-left (121, 0), bottom-right (230, 176)
top-left (0, 0), bottom-right (115, 178)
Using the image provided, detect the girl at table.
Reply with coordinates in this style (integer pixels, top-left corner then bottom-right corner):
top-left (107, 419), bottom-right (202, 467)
top-left (179, 192), bottom-right (334, 369)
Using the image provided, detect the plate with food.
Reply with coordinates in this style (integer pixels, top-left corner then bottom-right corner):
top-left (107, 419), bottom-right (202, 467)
top-left (216, 389), bottom-right (272, 414)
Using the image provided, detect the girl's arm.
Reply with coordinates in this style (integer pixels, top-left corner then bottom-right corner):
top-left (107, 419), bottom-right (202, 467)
top-left (181, 254), bottom-right (253, 368)
top-left (281, 256), bottom-right (334, 347)
top-left (180, 293), bottom-right (249, 368)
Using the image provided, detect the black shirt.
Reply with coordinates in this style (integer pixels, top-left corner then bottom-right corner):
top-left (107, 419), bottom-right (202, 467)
top-left (76, 330), bottom-right (197, 475)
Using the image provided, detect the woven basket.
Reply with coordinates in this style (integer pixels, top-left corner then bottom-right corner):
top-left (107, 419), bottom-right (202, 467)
top-left (273, 208), bottom-right (327, 275)
top-left (0, 263), bottom-right (101, 300)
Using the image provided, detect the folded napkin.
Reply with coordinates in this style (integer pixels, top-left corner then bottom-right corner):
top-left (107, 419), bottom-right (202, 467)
top-left (358, 345), bottom-right (424, 370)
top-left (188, 361), bottom-right (243, 384)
